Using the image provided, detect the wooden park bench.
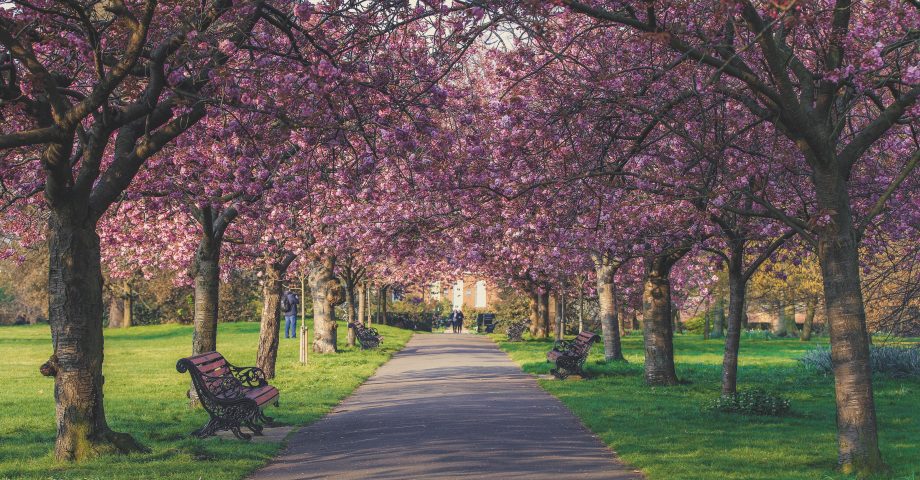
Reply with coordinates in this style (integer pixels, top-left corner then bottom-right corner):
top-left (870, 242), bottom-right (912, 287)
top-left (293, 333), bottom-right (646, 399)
top-left (350, 322), bottom-right (383, 349)
top-left (546, 331), bottom-right (599, 379)
top-left (507, 321), bottom-right (528, 342)
top-left (176, 352), bottom-right (279, 440)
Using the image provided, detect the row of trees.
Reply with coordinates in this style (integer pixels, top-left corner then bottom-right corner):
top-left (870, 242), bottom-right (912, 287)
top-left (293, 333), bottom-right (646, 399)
top-left (1, 0), bottom-right (917, 476)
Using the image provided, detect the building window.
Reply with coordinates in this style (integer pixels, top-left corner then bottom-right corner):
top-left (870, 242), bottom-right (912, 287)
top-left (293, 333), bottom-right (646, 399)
top-left (475, 281), bottom-right (487, 308)
top-left (452, 280), bottom-right (464, 310)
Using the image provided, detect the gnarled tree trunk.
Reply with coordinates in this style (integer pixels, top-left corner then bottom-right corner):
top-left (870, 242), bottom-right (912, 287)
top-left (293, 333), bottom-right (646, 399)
top-left (814, 167), bottom-right (883, 474)
top-left (44, 210), bottom-right (144, 461)
top-left (192, 234), bottom-right (221, 357)
top-left (595, 259), bottom-right (624, 361)
top-left (310, 256), bottom-right (338, 353)
top-left (642, 249), bottom-right (687, 386)
top-left (256, 253), bottom-right (295, 379)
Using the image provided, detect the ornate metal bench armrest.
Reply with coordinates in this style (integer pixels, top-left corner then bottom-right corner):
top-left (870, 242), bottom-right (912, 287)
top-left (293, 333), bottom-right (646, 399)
top-left (195, 371), bottom-right (246, 401)
top-left (228, 365), bottom-right (268, 388)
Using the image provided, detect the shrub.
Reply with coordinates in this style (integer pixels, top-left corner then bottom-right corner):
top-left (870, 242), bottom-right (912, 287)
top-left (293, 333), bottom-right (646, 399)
top-left (684, 315), bottom-right (705, 334)
top-left (800, 345), bottom-right (920, 378)
top-left (704, 389), bottom-right (791, 416)
top-left (742, 329), bottom-right (777, 340)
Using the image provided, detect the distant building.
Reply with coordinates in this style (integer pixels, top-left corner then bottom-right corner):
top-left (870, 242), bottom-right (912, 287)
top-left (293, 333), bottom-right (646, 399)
top-left (422, 275), bottom-right (498, 311)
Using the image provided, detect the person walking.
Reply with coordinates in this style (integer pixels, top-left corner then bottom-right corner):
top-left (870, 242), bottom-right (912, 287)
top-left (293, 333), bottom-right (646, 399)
top-left (282, 289), bottom-right (300, 339)
top-left (451, 308), bottom-right (465, 334)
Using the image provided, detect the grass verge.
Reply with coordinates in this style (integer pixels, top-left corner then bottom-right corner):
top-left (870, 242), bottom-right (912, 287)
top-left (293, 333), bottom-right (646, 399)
top-left (1, 320), bottom-right (412, 480)
top-left (494, 333), bottom-right (919, 480)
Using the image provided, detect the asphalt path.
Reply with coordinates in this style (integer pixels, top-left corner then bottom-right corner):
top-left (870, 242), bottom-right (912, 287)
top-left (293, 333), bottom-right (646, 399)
top-left (249, 333), bottom-right (640, 479)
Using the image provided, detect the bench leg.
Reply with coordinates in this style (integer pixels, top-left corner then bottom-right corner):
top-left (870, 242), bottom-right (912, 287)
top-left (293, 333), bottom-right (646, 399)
top-left (192, 418), bottom-right (221, 439)
top-left (554, 356), bottom-right (586, 380)
top-left (256, 409), bottom-right (275, 426)
top-left (244, 419), bottom-right (264, 436)
top-left (230, 425), bottom-right (252, 440)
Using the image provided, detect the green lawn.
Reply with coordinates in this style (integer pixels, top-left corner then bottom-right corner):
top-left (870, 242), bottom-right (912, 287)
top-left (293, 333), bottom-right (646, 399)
top-left (495, 333), bottom-right (920, 480)
top-left (1, 320), bottom-right (412, 480)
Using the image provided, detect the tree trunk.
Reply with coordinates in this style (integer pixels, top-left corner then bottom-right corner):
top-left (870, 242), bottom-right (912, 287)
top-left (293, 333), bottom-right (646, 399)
top-left (344, 277), bottom-right (357, 347)
top-left (720, 244), bottom-right (747, 394)
top-left (578, 283), bottom-right (585, 334)
top-left (529, 289), bottom-right (540, 336)
top-left (703, 307), bottom-right (711, 340)
top-left (106, 283), bottom-right (132, 328)
top-left (712, 298), bottom-right (725, 338)
top-left (801, 298), bottom-right (817, 341)
top-left (189, 232), bottom-right (221, 406)
top-left (380, 285), bottom-right (389, 326)
top-left (595, 261), bottom-right (624, 361)
top-left (371, 284), bottom-right (378, 325)
top-left (192, 235), bottom-right (221, 356)
top-left (813, 167), bottom-right (884, 474)
top-left (123, 293), bottom-right (132, 328)
top-left (783, 301), bottom-right (799, 337)
top-left (642, 251), bottom-right (684, 386)
top-left (358, 282), bottom-right (367, 326)
top-left (257, 254), bottom-right (293, 379)
top-left (309, 256), bottom-right (337, 354)
top-left (554, 294), bottom-right (564, 341)
top-left (108, 295), bottom-right (124, 328)
top-left (536, 290), bottom-right (550, 338)
top-left (44, 211), bottom-right (144, 461)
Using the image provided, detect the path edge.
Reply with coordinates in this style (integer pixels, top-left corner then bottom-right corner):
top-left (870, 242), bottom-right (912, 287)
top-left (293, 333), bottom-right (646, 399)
top-left (486, 334), bottom-right (646, 479)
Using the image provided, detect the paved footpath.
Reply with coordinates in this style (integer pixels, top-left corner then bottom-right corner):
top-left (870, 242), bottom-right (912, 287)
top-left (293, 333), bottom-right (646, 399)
top-left (249, 334), bottom-right (641, 480)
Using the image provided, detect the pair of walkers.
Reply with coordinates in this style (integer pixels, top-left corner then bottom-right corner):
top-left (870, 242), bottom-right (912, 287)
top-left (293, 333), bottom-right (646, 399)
top-left (448, 308), bottom-right (464, 334)
top-left (282, 290), bottom-right (299, 339)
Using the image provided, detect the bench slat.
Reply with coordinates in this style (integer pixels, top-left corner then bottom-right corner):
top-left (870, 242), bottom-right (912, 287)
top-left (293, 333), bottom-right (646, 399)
top-left (246, 385), bottom-right (279, 406)
top-left (197, 358), bottom-right (230, 375)
top-left (187, 351), bottom-right (223, 365)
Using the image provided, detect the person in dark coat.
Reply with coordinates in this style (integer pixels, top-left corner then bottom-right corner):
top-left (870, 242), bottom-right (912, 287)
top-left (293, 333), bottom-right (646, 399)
top-left (451, 308), bottom-right (465, 334)
top-left (282, 290), bottom-right (300, 338)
